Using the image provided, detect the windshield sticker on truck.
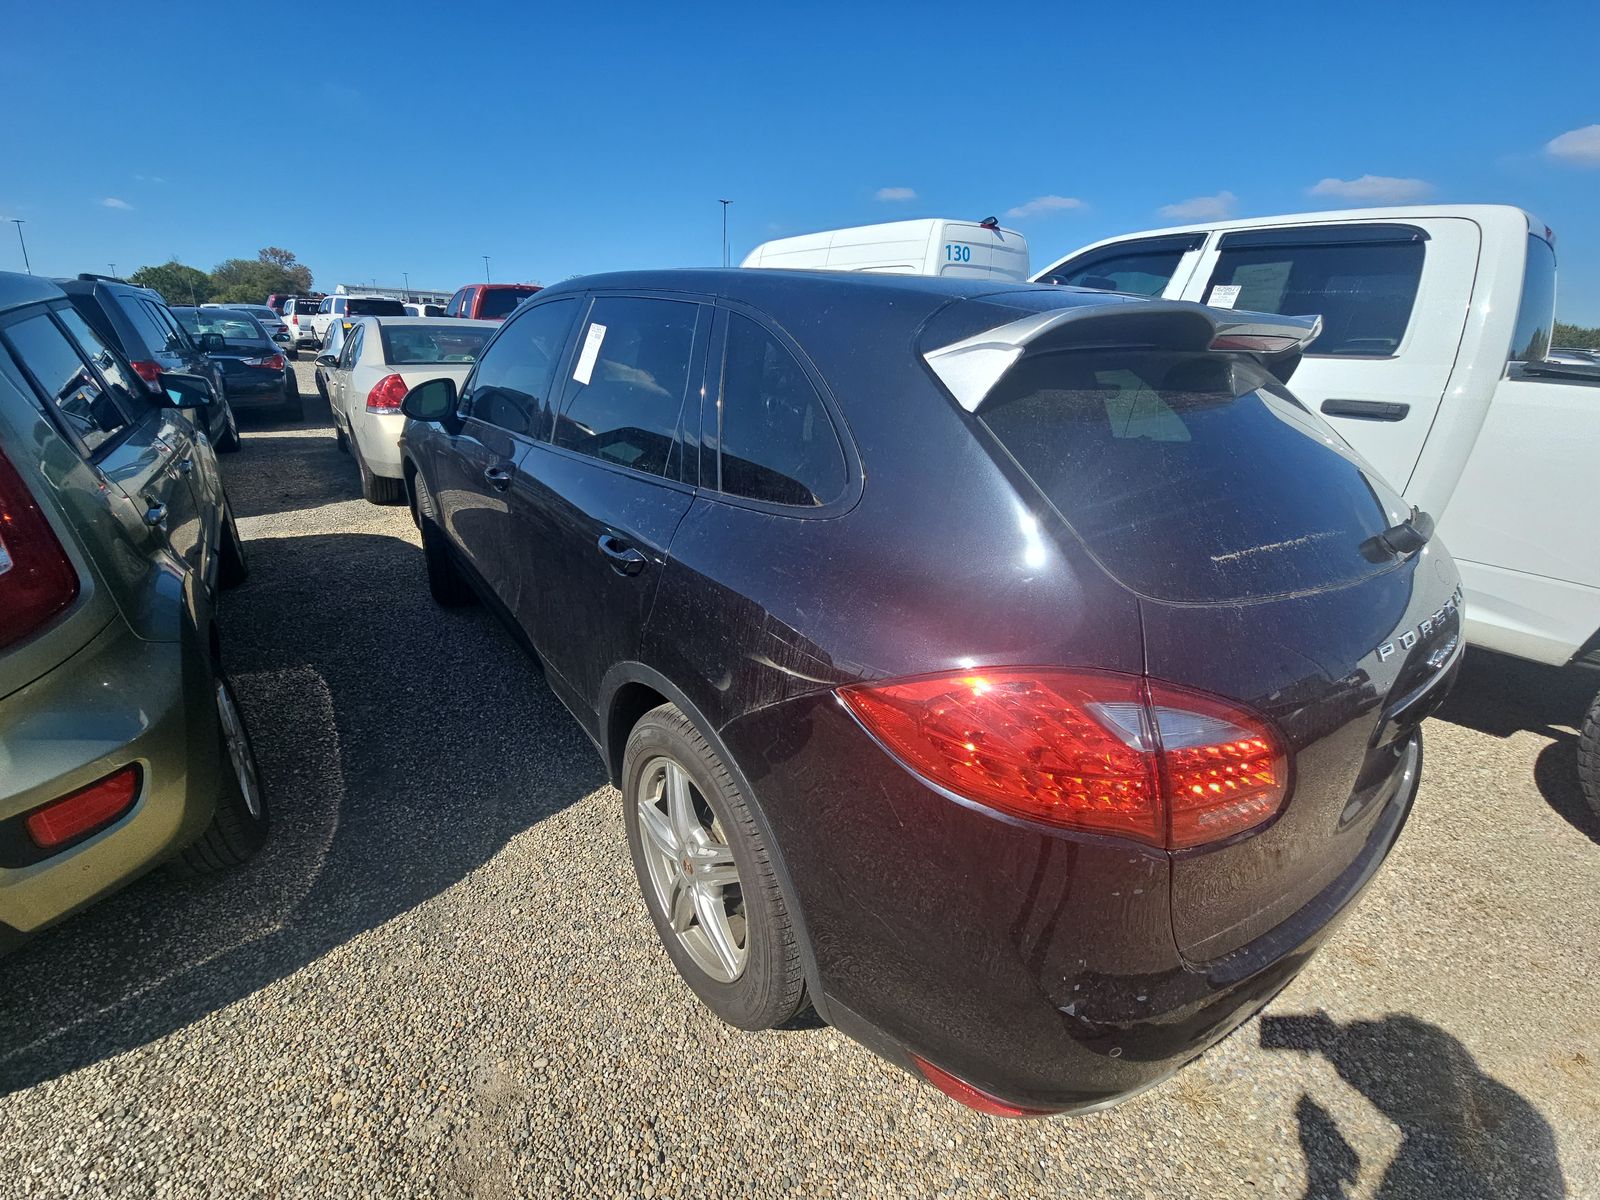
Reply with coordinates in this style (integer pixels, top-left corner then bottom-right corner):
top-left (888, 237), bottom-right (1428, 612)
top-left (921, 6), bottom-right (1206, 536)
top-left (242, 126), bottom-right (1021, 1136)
top-left (573, 322), bottom-right (607, 385)
top-left (1208, 284), bottom-right (1242, 309)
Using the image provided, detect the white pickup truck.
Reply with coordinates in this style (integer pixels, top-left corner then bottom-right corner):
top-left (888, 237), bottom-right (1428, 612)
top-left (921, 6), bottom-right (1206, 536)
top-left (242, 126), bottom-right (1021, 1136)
top-left (1034, 204), bottom-right (1600, 807)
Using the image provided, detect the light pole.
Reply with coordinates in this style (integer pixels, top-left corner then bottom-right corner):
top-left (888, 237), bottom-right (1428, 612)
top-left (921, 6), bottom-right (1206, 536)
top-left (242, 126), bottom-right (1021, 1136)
top-left (10, 219), bottom-right (30, 274)
top-left (108, 263), bottom-right (117, 277)
top-left (720, 199), bottom-right (731, 267)
top-left (402, 271), bottom-right (410, 299)
top-left (482, 255), bottom-right (491, 283)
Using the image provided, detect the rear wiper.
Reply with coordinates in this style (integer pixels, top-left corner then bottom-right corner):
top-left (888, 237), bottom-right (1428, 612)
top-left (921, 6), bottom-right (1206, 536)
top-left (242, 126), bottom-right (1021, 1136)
top-left (1361, 507), bottom-right (1435, 562)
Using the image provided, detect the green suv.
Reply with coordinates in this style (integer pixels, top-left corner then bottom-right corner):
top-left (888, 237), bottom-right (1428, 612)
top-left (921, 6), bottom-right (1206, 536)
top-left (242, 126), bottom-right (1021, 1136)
top-left (0, 272), bottom-right (268, 951)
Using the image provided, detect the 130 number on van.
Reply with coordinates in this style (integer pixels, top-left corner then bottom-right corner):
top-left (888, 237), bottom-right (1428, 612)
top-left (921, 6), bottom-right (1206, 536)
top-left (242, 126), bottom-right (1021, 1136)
top-left (943, 244), bottom-right (973, 263)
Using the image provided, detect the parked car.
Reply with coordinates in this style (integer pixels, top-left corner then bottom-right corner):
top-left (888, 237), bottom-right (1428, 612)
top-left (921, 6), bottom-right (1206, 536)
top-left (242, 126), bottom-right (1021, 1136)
top-left (56, 275), bottom-right (239, 452)
top-left (317, 317), bottom-right (494, 502)
top-left (313, 320), bottom-right (345, 405)
top-left (0, 272), bottom-right (267, 952)
top-left (396, 269), bottom-right (1462, 1115)
top-left (310, 295), bottom-right (408, 346)
top-left (207, 303), bottom-right (294, 356)
top-left (282, 296), bottom-right (323, 349)
top-left (742, 217), bottom-right (1031, 280)
top-left (405, 303), bottom-right (446, 317)
top-left (173, 307), bottom-right (302, 421)
top-left (1033, 204), bottom-right (1600, 810)
top-left (442, 283), bottom-right (541, 322)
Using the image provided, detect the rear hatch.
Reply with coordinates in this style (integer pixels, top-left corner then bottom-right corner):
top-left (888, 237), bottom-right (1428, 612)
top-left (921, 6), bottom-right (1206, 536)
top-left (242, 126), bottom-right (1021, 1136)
top-left (925, 292), bottom-right (1463, 960)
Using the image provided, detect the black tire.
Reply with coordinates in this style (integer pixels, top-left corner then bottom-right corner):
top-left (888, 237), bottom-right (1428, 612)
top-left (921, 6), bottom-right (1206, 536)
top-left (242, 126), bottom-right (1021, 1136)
top-left (175, 672), bottom-right (269, 874)
top-left (316, 370), bottom-right (329, 403)
top-left (420, 511), bottom-right (475, 606)
top-left (279, 374), bottom-right (303, 422)
top-left (334, 421), bottom-right (349, 453)
top-left (217, 496), bottom-right (248, 588)
top-left (214, 403), bottom-right (242, 454)
top-left (1580, 688), bottom-right (1600, 817)
top-left (355, 440), bottom-right (405, 504)
top-left (622, 703), bottom-right (806, 1031)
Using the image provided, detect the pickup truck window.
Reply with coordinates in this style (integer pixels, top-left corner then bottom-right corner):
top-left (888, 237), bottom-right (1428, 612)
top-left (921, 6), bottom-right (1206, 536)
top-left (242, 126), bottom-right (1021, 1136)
top-left (1038, 234), bottom-right (1204, 296)
top-left (1509, 235), bottom-right (1556, 363)
top-left (1205, 226), bottom-right (1425, 358)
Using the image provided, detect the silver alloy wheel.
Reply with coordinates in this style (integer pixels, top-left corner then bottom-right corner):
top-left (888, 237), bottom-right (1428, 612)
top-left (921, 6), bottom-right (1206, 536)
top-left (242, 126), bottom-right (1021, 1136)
top-left (636, 756), bottom-right (747, 982)
top-left (215, 679), bottom-right (263, 819)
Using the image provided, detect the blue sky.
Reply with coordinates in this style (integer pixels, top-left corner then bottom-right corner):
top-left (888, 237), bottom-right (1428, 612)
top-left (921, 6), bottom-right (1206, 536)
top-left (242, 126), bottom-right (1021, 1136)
top-left (3, 1), bottom-right (1598, 321)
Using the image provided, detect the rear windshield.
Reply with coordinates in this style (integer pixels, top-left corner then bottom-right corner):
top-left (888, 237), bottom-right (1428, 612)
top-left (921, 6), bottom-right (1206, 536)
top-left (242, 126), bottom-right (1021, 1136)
top-left (1509, 235), bottom-right (1556, 362)
top-left (379, 324), bottom-right (493, 364)
top-left (979, 351), bottom-right (1400, 603)
top-left (174, 309), bottom-right (271, 348)
top-left (479, 287), bottom-right (539, 318)
top-left (347, 297), bottom-right (408, 316)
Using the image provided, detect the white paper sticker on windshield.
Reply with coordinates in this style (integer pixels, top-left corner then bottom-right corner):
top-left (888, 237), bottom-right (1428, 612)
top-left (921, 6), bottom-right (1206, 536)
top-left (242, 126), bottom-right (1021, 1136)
top-left (1208, 284), bottom-right (1242, 309)
top-left (573, 322), bottom-right (607, 385)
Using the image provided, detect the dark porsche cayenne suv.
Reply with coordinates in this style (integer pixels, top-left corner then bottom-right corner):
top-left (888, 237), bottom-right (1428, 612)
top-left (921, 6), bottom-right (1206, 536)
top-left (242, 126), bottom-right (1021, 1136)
top-left (396, 270), bottom-right (1462, 1116)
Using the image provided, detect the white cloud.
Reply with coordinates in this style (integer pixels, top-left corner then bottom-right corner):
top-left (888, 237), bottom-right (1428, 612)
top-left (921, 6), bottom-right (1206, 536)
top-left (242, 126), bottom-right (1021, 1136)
top-left (1004, 194), bottom-right (1087, 220)
top-left (1158, 190), bottom-right (1238, 221)
top-left (874, 186), bottom-right (917, 201)
top-left (133, 174), bottom-right (168, 184)
top-left (100, 197), bottom-right (133, 210)
top-left (1307, 174), bottom-right (1433, 203)
top-left (1546, 124), bottom-right (1600, 166)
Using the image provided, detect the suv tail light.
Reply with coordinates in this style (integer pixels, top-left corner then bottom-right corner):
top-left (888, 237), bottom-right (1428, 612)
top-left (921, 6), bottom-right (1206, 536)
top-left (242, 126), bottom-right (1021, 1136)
top-left (0, 444), bottom-right (80, 652)
top-left (25, 765), bottom-right (141, 849)
top-left (366, 373), bottom-right (409, 413)
top-left (128, 360), bottom-right (163, 390)
top-left (839, 667), bottom-right (1285, 849)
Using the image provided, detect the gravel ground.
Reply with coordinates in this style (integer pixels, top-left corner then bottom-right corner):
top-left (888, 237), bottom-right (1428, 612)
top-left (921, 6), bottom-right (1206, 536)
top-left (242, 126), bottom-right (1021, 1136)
top-left (1, 361), bottom-right (1596, 1199)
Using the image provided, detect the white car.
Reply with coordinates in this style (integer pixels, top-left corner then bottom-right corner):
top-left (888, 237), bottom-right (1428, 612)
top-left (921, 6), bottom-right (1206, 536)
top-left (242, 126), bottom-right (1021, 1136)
top-left (310, 294), bottom-right (409, 346)
top-left (282, 296), bottom-right (324, 348)
top-left (318, 316), bottom-right (497, 503)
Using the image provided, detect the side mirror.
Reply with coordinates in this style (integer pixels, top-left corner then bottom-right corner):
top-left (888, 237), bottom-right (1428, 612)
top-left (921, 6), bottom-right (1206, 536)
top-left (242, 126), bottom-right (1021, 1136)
top-left (401, 377), bottom-right (459, 422)
top-left (160, 372), bottom-right (215, 409)
top-left (196, 332), bottom-right (225, 354)
top-left (272, 330), bottom-right (291, 343)
top-left (315, 351), bottom-right (339, 367)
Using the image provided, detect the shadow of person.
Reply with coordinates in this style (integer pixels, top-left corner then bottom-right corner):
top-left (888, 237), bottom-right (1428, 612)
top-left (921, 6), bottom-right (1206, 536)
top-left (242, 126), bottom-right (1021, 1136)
top-left (1261, 1012), bottom-right (1566, 1199)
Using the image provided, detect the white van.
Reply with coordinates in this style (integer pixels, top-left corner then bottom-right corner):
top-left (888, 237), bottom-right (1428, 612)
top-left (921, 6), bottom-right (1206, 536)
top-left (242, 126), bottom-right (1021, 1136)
top-left (741, 218), bottom-right (1030, 281)
top-left (1034, 204), bottom-right (1600, 807)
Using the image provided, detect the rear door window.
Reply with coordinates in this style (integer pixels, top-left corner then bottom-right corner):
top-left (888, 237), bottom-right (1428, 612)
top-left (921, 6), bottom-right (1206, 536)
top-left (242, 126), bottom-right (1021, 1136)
top-left (347, 297), bottom-right (407, 317)
top-left (466, 298), bottom-right (579, 437)
top-left (1203, 225), bottom-right (1426, 357)
top-left (1038, 234), bottom-right (1204, 296)
top-left (1508, 234), bottom-right (1556, 362)
top-left (716, 313), bottom-right (845, 507)
top-left (3, 310), bottom-right (132, 455)
top-left (553, 297), bottom-right (700, 477)
top-left (119, 295), bottom-right (181, 355)
top-left (143, 302), bottom-right (191, 352)
top-left (978, 350), bottom-right (1398, 603)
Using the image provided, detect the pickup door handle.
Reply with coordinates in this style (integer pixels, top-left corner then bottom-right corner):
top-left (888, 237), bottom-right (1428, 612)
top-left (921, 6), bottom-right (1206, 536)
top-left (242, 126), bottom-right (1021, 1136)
top-left (1320, 398), bottom-right (1411, 422)
top-left (482, 463), bottom-right (513, 492)
top-left (178, 456), bottom-right (194, 476)
top-left (597, 533), bottom-right (647, 576)
top-left (143, 502), bottom-right (168, 528)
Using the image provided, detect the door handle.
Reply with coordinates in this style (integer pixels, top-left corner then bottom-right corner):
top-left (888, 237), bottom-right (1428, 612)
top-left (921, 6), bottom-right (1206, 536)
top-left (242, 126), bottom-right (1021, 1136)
top-left (597, 533), bottom-right (647, 576)
top-left (483, 463), bottom-right (513, 492)
top-left (144, 502), bottom-right (168, 528)
top-left (178, 456), bottom-right (194, 475)
top-left (1320, 398), bottom-right (1411, 422)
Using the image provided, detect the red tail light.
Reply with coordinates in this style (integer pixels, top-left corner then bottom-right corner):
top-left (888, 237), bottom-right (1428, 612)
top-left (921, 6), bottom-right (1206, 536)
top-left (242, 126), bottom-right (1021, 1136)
top-left (24, 765), bottom-right (141, 849)
top-left (289, 315), bottom-right (299, 326)
top-left (911, 1055), bottom-right (1064, 1118)
top-left (839, 667), bottom-right (1285, 849)
top-left (366, 373), bottom-right (409, 413)
top-left (0, 445), bottom-right (80, 651)
top-left (128, 359), bottom-right (163, 390)
top-left (244, 354), bottom-right (285, 371)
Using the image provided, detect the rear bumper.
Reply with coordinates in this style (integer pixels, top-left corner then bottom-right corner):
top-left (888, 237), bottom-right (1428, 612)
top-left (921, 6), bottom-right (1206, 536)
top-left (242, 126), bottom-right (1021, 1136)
top-left (0, 617), bottom-right (222, 941)
top-left (223, 374), bottom-right (288, 407)
top-left (353, 411), bottom-right (406, 477)
top-left (719, 694), bottom-right (1420, 1114)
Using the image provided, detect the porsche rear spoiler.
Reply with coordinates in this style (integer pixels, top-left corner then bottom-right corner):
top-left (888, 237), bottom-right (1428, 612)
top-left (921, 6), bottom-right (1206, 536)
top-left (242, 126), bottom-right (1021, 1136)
top-left (923, 299), bottom-right (1323, 413)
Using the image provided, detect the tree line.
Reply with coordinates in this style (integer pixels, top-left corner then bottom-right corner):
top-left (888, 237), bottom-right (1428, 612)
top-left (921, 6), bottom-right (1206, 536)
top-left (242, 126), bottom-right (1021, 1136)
top-left (1555, 322), bottom-right (1600, 350)
top-left (128, 248), bottom-right (314, 307)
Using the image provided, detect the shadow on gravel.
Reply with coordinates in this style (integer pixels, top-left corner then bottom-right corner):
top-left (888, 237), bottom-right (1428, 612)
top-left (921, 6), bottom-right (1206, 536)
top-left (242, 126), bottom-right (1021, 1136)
top-left (1433, 649), bottom-right (1599, 843)
top-left (1260, 1011), bottom-right (1566, 1199)
top-left (0, 529), bottom-right (606, 1095)
top-left (221, 433), bottom-right (365, 519)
